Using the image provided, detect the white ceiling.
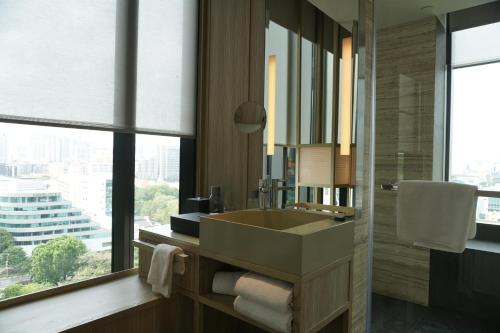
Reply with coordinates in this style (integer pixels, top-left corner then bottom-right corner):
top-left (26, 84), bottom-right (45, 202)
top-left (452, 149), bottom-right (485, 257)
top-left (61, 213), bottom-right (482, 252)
top-left (308, 0), bottom-right (497, 29)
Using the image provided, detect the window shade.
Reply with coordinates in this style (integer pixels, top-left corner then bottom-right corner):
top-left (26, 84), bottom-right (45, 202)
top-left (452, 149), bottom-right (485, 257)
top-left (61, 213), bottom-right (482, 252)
top-left (0, 0), bottom-right (117, 128)
top-left (0, 0), bottom-right (198, 137)
top-left (136, 0), bottom-right (198, 136)
top-left (452, 22), bottom-right (500, 67)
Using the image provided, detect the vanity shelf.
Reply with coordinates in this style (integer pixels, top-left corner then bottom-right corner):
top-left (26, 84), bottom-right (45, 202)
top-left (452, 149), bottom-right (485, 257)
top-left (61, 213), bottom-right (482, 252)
top-left (137, 224), bottom-right (353, 333)
top-left (198, 293), bottom-right (282, 333)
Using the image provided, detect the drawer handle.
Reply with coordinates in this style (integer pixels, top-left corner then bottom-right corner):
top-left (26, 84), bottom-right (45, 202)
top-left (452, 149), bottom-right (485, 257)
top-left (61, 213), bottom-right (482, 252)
top-left (132, 239), bottom-right (189, 264)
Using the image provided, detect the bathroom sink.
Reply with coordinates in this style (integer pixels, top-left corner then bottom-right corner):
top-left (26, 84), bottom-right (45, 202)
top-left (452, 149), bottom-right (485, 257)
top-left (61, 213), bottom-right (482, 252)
top-left (199, 209), bottom-right (354, 275)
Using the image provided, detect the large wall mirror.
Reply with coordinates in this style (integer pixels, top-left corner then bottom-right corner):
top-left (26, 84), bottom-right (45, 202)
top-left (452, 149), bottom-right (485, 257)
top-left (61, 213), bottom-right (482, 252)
top-left (263, 0), bottom-right (359, 209)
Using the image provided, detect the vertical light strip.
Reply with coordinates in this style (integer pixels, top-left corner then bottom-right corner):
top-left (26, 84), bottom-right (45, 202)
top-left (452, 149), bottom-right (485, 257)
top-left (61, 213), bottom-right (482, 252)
top-left (267, 55), bottom-right (276, 156)
top-left (340, 37), bottom-right (353, 156)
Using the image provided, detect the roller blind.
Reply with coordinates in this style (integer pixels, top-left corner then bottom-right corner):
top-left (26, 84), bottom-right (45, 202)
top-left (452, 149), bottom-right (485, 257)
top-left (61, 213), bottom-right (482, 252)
top-left (0, 0), bottom-right (198, 137)
top-left (136, 0), bottom-right (198, 136)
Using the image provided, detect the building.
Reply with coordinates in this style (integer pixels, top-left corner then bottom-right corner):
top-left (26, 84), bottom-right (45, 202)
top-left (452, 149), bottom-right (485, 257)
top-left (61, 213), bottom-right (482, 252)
top-left (0, 178), bottom-right (110, 254)
top-left (157, 145), bottom-right (180, 182)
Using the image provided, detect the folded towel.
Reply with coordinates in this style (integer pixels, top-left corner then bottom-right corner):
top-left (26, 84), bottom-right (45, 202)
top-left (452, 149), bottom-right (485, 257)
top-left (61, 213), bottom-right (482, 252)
top-left (397, 180), bottom-right (477, 253)
top-left (233, 296), bottom-right (292, 333)
top-left (212, 271), bottom-right (245, 296)
top-left (234, 272), bottom-right (293, 313)
top-left (147, 244), bottom-right (185, 298)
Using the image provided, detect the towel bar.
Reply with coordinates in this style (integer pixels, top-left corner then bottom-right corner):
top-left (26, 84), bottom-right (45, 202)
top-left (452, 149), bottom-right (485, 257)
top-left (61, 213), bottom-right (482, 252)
top-left (380, 183), bottom-right (500, 199)
top-left (132, 239), bottom-right (189, 264)
top-left (294, 202), bottom-right (355, 217)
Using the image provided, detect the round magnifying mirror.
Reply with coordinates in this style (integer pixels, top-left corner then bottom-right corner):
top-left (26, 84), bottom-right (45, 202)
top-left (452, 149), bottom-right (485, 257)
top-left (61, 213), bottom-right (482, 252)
top-left (234, 101), bottom-right (267, 133)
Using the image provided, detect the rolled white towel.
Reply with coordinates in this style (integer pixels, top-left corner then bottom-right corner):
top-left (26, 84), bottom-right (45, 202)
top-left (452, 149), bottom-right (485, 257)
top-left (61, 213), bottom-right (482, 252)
top-left (234, 296), bottom-right (292, 333)
top-left (234, 272), bottom-right (293, 313)
top-left (212, 271), bottom-right (246, 296)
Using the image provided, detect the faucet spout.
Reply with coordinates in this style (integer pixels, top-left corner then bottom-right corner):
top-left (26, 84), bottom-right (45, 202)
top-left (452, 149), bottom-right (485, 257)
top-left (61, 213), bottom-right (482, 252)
top-left (258, 177), bottom-right (271, 210)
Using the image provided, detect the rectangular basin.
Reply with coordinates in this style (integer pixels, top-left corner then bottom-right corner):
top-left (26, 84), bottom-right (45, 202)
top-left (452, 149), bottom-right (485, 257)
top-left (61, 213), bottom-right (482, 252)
top-left (200, 209), bottom-right (354, 275)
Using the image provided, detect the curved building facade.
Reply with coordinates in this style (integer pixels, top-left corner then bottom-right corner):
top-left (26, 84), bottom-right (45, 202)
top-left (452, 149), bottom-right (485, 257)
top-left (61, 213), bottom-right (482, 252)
top-left (0, 188), bottom-right (107, 254)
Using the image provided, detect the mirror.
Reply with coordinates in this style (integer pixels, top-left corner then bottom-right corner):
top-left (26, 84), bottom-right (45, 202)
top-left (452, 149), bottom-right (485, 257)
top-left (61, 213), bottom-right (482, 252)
top-left (263, 0), bottom-right (359, 208)
top-left (234, 101), bottom-right (267, 133)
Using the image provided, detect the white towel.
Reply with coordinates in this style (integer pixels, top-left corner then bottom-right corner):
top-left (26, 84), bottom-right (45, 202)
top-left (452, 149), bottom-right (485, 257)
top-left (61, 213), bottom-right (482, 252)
top-left (234, 272), bottom-right (293, 313)
top-left (397, 180), bottom-right (477, 253)
top-left (147, 244), bottom-right (185, 298)
top-left (212, 271), bottom-right (245, 296)
top-left (233, 296), bottom-right (292, 333)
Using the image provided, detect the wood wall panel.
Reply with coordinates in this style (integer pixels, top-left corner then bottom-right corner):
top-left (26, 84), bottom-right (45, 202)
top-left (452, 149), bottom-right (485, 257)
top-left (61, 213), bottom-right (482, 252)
top-left (197, 0), bottom-right (265, 210)
top-left (373, 16), bottom-right (443, 306)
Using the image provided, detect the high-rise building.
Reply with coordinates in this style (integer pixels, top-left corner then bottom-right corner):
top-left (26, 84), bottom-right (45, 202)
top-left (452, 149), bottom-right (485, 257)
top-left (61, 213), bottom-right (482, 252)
top-left (0, 178), bottom-right (110, 254)
top-left (0, 133), bottom-right (8, 163)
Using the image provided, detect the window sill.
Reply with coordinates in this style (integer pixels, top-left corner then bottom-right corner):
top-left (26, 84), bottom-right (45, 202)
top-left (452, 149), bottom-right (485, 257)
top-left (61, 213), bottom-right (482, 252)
top-left (0, 269), bottom-right (161, 333)
top-left (466, 239), bottom-right (500, 254)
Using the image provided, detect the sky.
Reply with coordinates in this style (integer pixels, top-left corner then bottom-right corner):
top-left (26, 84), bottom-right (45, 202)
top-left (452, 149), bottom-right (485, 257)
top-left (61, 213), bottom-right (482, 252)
top-left (450, 22), bottom-right (500, 174)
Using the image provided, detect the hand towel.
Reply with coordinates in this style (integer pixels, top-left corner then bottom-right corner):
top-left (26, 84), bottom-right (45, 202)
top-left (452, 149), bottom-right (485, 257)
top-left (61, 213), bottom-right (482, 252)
top-left (212, 271), bottom-right (246, 296)
top-left (147, 244), bottom-right (185, 298)
top-left (397, 180), bottom-right (477, 253)
top-left (233, 296), bottom-right (292, 333)
top-left (234, 272), bottom-right (293, 313)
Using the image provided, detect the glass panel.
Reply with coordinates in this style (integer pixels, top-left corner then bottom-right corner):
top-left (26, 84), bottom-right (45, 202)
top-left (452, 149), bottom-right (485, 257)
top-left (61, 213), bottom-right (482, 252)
top-left (136, 0), bottom-right (198, 136)
top-left (323, 50), bottom-right (334, 143)
top-left (134, 134), bottom-right (180, 236)
top-left (0, 123), bottom-right (112, 300)
top-left (300, 39), bottom-right (315, 144)
top-left (264, 21), bottom-right (298, 147)
top-left (372, 3), bottom-right (500, 332)
top-left (450, 62), bottom-right (500, 224)
top-left (452, 22), bottom-right (500, 67)
top-left (0, 0), bottom-right (116, 126)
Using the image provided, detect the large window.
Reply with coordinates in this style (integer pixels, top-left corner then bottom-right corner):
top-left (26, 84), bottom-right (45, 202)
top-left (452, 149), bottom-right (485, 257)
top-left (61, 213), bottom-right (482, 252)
top-left (135, 135), bottom-right (180, 232)
top-left (0, 123), bottom-right (113, 299)
top-left (0, 0), bottom-right (197, 301)
top-left (449, 22), bottom-right (500, 225)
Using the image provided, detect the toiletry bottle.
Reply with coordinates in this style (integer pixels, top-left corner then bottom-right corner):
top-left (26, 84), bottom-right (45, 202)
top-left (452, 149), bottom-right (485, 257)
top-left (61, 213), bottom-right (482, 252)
top-left (209, 185), bottom-right (224, 213)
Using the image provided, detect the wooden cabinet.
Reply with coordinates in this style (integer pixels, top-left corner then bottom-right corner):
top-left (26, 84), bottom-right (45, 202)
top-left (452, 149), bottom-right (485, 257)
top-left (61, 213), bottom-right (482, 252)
top-left (137, 225), bottom-right (353, 333)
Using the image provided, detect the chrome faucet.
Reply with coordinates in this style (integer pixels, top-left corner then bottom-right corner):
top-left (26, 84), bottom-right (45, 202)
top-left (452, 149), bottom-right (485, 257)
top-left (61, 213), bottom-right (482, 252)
top-left (258, 177), bottom-right (295, 209)
top-left (271, 179), bottom-right (295, 209)
top-left (258, 176), bottom-right (271, 210)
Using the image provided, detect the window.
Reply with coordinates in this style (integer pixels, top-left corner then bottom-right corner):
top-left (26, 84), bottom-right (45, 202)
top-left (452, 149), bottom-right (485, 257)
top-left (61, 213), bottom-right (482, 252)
top-left (0, 0), bottom-right (198, 301)
top-left (134, 135), bottom-right (180, 232)
top-left (0, 122), bottom-right (112, 299)
top-left (448, 22), bottom-right (500, 225)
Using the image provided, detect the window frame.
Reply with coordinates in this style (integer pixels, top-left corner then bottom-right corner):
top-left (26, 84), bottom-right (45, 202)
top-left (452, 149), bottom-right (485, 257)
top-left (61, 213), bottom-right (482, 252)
top-left (0, 0), bottom-right (199, 293)
top-left (445, 4), bottom-right (500, 237)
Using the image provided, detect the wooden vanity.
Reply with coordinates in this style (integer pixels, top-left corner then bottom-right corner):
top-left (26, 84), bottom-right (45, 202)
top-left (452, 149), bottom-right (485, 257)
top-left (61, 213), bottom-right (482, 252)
top-left (136, 221), bottom-right (354, 333)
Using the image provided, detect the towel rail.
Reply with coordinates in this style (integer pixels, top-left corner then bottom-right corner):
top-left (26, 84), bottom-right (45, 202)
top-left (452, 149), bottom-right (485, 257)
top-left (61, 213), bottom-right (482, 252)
top-left (380, 183), bottom-right (500, 199)
top-left (132, 239), bottom-right (189, 263)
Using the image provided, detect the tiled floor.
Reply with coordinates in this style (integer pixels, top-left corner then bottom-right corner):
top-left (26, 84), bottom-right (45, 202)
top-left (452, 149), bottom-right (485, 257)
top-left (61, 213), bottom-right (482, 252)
top-left (371, 294), bottom-right (498, 333)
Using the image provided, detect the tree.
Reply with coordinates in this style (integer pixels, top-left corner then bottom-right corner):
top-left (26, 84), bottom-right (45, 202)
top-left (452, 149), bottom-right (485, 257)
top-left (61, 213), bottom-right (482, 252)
top-left (31, 236), bottom-right (86, 285)
top-left (72, 251), bottom-right (111, 282)
top-left (1, 282), bottom-right (52, 300)
top-left (135, 185), bottom-right (179, 224)
top-left (0, 228), bottom-right (14, 253)
top-left (0, 246), bottom-right (30, 274)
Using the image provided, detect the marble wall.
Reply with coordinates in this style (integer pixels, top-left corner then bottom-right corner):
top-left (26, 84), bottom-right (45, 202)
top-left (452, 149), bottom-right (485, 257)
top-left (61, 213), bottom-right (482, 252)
top-left (351, 0), bottom-right (374, 331)
top-left (373, 16), bottom-right (445, 306)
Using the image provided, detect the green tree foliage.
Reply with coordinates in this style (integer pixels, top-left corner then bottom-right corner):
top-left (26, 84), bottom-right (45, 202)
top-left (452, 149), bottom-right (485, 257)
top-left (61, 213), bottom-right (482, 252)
top-left (31, 236), bottom-right (86, 285)
top-left (0, 246), bottom-right (31, 274)
top-left (1, 282), bottom-right (52, 300)
top-left (0, 228), bottom-right (14, 253)
top-left (0, 228), bottom-right (30, 275)
top-left (72, 251), bottom-right (111, 282)
top-left (135, 185), bottom-right (179, 224)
